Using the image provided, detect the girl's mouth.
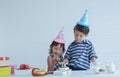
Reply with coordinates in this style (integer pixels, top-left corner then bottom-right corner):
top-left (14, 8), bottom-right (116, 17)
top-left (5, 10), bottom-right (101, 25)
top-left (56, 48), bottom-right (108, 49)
top-left (54, 52), bottom-right (60, 56)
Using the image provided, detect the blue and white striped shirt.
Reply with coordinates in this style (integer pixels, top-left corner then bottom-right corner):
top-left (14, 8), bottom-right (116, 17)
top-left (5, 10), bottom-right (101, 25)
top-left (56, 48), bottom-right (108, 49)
top-left (64, 39), bottom-right (97, 70)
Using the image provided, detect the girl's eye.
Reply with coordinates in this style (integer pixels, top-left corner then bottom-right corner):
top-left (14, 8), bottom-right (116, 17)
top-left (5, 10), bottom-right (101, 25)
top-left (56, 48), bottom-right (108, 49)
top-left (80, 35), bottom-right (83, 37)
top-left (59, 49), bottom-right (62, 51)
top-left (55, 48), bottom-right (57, 50)
top-left (76, 34), bottom-right (78, 37)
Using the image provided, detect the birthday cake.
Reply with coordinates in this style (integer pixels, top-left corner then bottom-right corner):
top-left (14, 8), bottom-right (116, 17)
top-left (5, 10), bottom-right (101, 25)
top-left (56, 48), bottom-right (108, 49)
top-left (59, 67), bottom-right (69, 70)
top-left (54, 67), bottom-right (71, 75)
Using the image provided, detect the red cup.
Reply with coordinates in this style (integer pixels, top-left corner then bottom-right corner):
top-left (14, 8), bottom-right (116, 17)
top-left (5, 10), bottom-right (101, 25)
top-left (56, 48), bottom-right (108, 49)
top-left (0, 57), bottom-right (3, 60)
top-left (5, 57), bottom-right (10, 60)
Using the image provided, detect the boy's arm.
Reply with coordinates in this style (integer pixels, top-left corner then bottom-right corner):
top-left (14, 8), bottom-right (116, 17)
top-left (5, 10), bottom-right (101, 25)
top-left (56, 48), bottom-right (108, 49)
top-left (62, 45), bottom-right (71, 65)
top-left (87, 42), bottom-right (98, 66)
top-left (88, 42), bottom-right (97, 61)
top-left (91, 57), bottom-right (97, 66)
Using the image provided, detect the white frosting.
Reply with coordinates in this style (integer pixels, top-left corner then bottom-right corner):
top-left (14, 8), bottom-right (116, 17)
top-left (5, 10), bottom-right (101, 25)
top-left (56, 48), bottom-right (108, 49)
top-left (59, 67), bottom-right (69, 70)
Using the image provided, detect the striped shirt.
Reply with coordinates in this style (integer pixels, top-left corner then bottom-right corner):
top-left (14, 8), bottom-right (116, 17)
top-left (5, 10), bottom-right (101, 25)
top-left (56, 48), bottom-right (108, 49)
top-left (49, 54), bottom-right (63, 71)
top-left (64, 39), bottom-right (97, 70)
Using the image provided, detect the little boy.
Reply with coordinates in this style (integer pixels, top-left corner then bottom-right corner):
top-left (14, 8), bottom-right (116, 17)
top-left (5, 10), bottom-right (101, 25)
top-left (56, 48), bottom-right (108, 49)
top-left (62, 10), bottom-right (97, 70)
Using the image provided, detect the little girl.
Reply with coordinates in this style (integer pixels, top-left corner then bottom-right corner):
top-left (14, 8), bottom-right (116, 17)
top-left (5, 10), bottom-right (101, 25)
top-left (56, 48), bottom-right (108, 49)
top-left (47, 28), bottom-right (65, 71)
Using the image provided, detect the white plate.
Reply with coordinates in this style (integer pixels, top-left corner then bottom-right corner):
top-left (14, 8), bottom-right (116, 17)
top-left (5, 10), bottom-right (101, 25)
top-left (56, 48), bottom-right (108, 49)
top-left (14, 69), bottom-right (32, 75)
top-left (53, 69), bottom-right (72, 75)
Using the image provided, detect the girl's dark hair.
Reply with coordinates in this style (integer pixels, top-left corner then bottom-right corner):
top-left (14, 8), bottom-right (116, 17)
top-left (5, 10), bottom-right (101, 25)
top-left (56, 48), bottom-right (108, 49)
top-left (74, 24), bottom-right (90, 35)
top-left (49, 41), bottom-right (65, 54)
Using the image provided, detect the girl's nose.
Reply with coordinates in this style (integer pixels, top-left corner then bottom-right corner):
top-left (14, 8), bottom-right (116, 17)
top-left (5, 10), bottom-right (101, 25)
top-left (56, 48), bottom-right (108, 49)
top-left (56, 50), bottom-right (59, 52)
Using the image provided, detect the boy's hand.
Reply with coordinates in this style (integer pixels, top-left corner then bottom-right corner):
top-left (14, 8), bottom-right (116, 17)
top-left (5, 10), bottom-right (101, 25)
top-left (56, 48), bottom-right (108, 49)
top-left (59, 62), bottom-right (66, 67)
top-left (59, 59), bottom-right (68, 67)
top-left (99, 68), bottom-right (105, 72)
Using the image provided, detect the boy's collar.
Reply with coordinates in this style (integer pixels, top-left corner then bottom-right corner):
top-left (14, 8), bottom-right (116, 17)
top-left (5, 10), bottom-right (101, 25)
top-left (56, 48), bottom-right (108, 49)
top-left (74, 39), bottom-right (86, 44)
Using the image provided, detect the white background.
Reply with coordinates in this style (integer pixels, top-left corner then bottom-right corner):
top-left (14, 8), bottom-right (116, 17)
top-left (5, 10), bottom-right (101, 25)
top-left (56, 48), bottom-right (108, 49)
top-left (0, 0), bottom-right (120, 69)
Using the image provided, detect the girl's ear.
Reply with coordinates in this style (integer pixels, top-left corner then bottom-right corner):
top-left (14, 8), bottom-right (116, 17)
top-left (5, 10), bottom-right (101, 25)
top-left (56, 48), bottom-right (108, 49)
top-left (50, 45), bottom-right (53, 48)
top-left (49, 46), bottom-right (53, 54)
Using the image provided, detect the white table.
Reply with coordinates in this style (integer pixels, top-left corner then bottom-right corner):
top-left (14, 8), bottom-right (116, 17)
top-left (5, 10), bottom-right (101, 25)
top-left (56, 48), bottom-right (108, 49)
top-left (3, 70), bottom-right (120, 77)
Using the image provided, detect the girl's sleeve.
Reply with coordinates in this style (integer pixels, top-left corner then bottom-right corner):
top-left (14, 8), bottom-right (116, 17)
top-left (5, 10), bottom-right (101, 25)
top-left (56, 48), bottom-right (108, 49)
top-left (88, 43), bottom-right (98, 60)
top-left (64, 45), bottom-right (71, 60)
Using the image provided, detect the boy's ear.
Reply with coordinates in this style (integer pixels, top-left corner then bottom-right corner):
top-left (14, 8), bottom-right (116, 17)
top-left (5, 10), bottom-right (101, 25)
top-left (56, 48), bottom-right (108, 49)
top-left (85, 34), bottom-right (89, 37)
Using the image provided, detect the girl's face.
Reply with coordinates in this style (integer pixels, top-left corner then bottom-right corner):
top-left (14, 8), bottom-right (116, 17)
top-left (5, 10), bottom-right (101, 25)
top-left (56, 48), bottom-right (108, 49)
top-left (51, 44), bottom-right (63, 56)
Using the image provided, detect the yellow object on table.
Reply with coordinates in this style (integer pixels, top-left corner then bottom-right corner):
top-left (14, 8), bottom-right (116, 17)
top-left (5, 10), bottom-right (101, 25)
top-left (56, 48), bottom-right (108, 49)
top-left (0, 66), bottom-right (11, 76)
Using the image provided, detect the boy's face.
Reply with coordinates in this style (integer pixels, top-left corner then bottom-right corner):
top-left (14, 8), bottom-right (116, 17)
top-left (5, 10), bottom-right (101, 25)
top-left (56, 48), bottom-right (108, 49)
top-left (74, 30), bottom-right (87, 43)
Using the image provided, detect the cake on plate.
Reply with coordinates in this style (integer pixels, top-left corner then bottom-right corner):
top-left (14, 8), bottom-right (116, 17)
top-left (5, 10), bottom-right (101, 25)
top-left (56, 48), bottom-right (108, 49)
top-left (54, 67), bottom-right (71, 75)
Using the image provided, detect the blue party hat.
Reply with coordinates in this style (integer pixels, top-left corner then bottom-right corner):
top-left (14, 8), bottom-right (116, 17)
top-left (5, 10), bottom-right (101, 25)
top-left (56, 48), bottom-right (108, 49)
top-left (77, 10), bottom-right (89, 27)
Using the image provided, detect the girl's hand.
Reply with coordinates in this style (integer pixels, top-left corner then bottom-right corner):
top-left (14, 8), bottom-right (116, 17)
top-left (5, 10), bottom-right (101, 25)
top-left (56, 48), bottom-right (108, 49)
top-left (53, 54), bottom-right (60, 61)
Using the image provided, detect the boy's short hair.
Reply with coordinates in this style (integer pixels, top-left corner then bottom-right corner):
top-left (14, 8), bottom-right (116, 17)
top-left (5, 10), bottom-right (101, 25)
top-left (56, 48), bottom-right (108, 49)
top-left (74, 24), bottom-right (89, 35)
